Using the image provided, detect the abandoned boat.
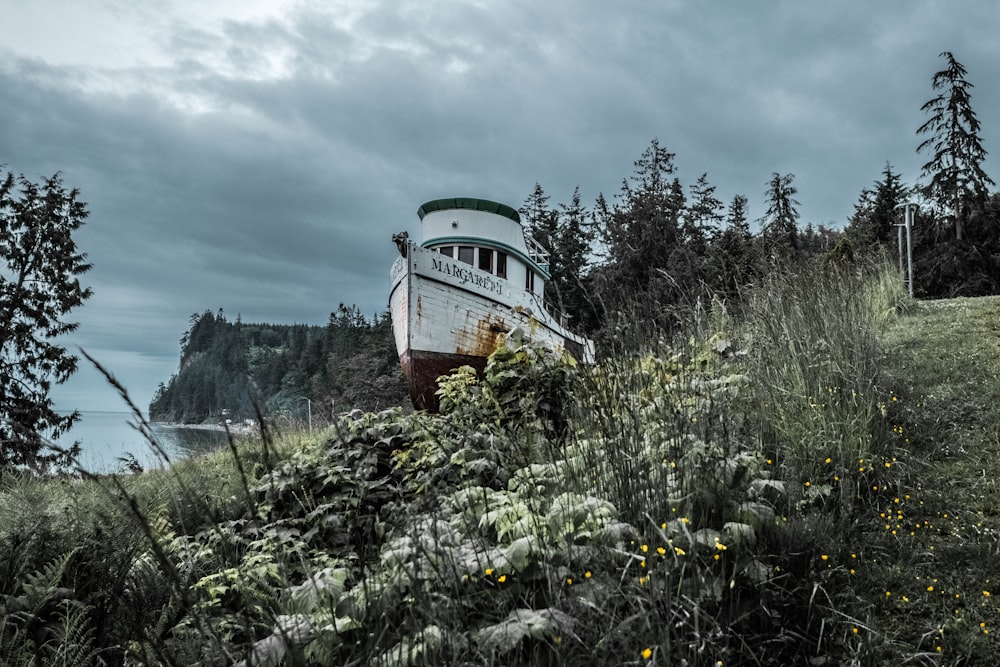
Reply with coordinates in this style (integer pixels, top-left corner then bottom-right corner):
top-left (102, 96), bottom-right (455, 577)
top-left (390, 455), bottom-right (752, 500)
top-left (389, 197), bottom-right (596, 411)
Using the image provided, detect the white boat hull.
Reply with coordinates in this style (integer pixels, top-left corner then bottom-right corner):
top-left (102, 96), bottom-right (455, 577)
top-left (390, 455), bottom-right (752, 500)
top-left (390, 243), bottom-right (593, 410)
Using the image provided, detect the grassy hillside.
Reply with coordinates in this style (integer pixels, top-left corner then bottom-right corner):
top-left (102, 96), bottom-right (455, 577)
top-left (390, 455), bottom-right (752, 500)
top-left (844, 295), bottom-right (1000, 661)
top-left (4, 262), bottom-right (1000, 665)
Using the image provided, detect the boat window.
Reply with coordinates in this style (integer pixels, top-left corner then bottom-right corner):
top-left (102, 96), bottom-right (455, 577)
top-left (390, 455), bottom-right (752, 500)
top-left (526, 270), bottom-right (535, 293)
top-left (438, 245), bottom-right (454, 258)
top-left (458, 246), bottom-right (474, 265)
top-left (496, 252), bottom-right (507, 278)
top-left (478, 248), bottom-right (493, 272)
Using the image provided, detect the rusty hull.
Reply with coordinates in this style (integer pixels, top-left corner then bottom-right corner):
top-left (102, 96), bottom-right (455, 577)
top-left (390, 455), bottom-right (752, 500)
top-left (401, 313), bottom-right (510, 412)
top-left (400, 349), bottom-right (489, 412)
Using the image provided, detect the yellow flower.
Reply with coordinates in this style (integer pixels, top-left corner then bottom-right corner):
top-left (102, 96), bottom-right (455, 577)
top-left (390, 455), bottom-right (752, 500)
top-left (485, 568), bottom-right (494, 576)
top-left (642, 647), bottom-right (652, 660)
top-left (640, 560), bottom-right (646, 568)
top-left (927, 585), bottom-right (934, 592)
top-left (804, 481), bottom-right (811, 487)
top-left (715, 542), bottom-right (727, 551)
top-left (657, 547), bottom-right (666, 556)
top-left (566, 578), bottom-right (572, 585)
top-left (985, 591), bottom-right (992, 597)
top-left (681, 517), bottom-right (690, 524)
top-left (640, 544), bottom-right (649, 553)
top-left (825, 457), bottom-right (831, 464)
top-left (852, 627), bottom-right (859, 634)
top-left (820, 554), bottom-right (829, 561)
top-left (497, 574), bottom-right (507, 583)
top-left (585, 571), bottom-right (592, 579)
top-left (674, 546), bottom-right (686, 556)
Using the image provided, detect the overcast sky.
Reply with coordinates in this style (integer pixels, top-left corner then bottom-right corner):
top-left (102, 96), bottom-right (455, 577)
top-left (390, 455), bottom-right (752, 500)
top-left (2, 0), bottom-right (999, 414)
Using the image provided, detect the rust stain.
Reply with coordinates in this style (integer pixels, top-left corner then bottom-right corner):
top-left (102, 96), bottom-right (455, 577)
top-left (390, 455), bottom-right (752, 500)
top-left (401, 349), bottom-right (488, 412)
top-left (416, 295), bottom-right (422, 318)
top-left (455, 314), bottom-right (509, 357)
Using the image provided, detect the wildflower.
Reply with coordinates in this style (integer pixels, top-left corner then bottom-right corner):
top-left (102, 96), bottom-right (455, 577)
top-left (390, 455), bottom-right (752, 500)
top-left (681, 517), bottom-right (690, 524)
top-left (927, 585), bottom-right (934, 592)
top-left (585, 571), bottom-right (592, 579)
top-left (820, 554), bottom-right (829, 561)
top-left (852, 627), bottom-right (859, 634)
top-left (984, 590), bottom-right (991, 597)
top-left (566, 578), bottom-right (572, 585)
top-left (674, 546), bottom-right (686, 556)
top-left (903, 596), bottom-right (909, 602)
top-left (485, 568), bottom-right (494, 576)
top-left (640, 560), bottom-right (646, 568)
top-left (554, 636), bottom-right (562, 645)
top-left (804, 481), bottom-right (811, 487)
top-left (498, 575), bottom-right (507, 583)
top-left (642, 647), bottom-right (652, 660)
top-left (825, 457), bottom-right (832, 464)
top-left (715, 542), bottom-right (727, 551)
top-left (714, 554), bottom-right (721, 561)
top-left (766, 458), bottom-right (773, 465)
top-left (657, 546), bottom-right (666, 555)
top-left (640, 544), bottom-right (649, 553)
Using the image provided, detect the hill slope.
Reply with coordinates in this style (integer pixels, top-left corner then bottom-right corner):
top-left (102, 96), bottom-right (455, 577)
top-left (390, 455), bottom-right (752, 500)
top-left (846, 296), bottom-right (1000, 660)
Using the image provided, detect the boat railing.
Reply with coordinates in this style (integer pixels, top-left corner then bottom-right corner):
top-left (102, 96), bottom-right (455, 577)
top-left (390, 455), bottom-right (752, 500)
top-left (524, 233), bottom-right (550, 271)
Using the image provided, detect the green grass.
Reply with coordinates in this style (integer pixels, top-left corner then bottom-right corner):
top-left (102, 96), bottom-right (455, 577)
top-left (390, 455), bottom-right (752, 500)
top-left (840, 295), bottom-right (1000, 663)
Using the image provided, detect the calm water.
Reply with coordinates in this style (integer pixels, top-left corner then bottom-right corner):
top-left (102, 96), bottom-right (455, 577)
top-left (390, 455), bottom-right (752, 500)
top-left (55, 411), bottom-right (233, 473)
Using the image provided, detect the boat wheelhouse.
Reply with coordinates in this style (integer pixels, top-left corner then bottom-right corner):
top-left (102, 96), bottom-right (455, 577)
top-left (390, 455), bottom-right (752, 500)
top-left (389, 197), bottom-right (595, 411)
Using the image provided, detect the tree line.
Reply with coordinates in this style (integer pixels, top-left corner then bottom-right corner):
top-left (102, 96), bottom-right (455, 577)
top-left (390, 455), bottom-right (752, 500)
top-left (523, 50), bottom-right (1000, 348)
top-left (147, 304), bottom-right (407, 424)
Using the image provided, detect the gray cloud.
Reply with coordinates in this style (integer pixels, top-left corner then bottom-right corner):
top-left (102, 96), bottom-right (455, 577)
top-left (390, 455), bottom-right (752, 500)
top-left (2, 1), bottom-right (999, 411)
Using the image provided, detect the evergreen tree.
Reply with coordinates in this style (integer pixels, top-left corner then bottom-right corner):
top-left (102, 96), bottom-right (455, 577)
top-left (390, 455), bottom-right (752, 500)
top-left (554, 186), bottom-right (596, 327)
top-left (759, 172), bottom-right (801, 256)
top-left (0, 171), bottom-right (92, 475)
top-left (710, 194), bottom-right (756, 293)
top-left (685, 173), bottom-right (725, 247)
top-left (917, 51), bottom-right (994, 241)
top-left (847, 163), bottom-right (909, 250)
top-left (593, 139), bottom-right (693, 332)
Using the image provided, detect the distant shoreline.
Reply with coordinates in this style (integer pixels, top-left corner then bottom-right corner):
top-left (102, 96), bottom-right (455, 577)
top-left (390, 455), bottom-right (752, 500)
top-left (151, 421), bottom-right (256, 435)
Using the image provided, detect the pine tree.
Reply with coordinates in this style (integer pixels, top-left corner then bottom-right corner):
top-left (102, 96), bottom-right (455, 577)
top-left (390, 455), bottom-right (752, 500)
top-left (0, 171), bottom-right (92, 474)
top-left (554, 186), bottom-right (595, 326)
top-left (917, 51), bottom-right (994, 241)
top-left (760, 172), bottom-right (801, 256)
top-left (847, 163), bottom-right (909, 250)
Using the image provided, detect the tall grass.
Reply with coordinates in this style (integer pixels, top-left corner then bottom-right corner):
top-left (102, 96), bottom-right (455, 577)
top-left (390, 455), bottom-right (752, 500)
top-left (741, 260), bottom-right (907, 512)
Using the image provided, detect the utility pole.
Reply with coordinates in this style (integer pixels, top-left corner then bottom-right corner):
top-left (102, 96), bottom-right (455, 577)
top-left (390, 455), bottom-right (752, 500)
top-left (894, 202), bottom-right (918, 298)
top-left (300, 397), bottom-right (312, 433)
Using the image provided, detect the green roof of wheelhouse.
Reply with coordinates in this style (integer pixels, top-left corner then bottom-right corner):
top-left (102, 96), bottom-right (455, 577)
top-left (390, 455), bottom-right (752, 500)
top-left (417, 197), bottom-right (521, 224)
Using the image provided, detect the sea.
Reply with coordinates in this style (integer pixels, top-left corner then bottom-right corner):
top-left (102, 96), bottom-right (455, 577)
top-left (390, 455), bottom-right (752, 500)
top-left (54, 411), bottom-right (233, 474)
